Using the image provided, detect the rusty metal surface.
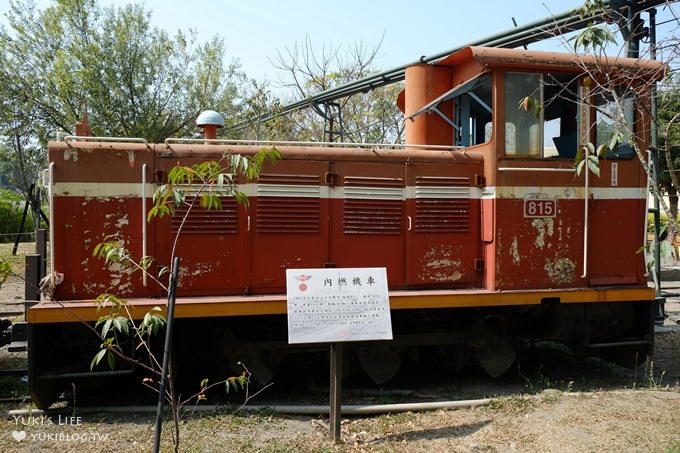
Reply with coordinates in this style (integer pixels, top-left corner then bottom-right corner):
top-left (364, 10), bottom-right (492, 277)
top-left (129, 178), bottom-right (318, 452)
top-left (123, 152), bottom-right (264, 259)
top-left (435, 46), bottom-right (666, 78)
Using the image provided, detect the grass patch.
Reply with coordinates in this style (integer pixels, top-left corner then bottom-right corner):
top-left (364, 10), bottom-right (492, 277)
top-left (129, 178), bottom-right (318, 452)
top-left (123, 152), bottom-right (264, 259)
top-left (485, 395), bottom-right (534, 415)
top-left (665, 439), bottom-right (680, 453)
top-left (0, 241), bottom-right (36, 278)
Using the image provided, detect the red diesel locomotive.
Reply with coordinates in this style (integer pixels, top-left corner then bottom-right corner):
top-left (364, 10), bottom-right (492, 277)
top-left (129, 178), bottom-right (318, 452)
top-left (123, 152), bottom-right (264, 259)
top-left (27, 46), bottom-right (665, 408)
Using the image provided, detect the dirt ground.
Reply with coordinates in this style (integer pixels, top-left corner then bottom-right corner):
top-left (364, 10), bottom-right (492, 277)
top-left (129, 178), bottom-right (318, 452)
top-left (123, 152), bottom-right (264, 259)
top-left (1, 242), bottom-right (679, 452)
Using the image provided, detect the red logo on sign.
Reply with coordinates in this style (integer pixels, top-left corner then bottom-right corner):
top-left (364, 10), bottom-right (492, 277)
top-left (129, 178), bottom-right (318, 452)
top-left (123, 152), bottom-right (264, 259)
top-left (294, 274), bottom-right (312, 292)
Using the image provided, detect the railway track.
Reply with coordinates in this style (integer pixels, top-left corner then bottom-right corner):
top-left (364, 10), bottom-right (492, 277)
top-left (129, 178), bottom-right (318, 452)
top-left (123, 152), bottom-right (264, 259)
top-left (0, 368), bottom-right (27, 376)
top-left (0, 311), bottom-right (24, 318)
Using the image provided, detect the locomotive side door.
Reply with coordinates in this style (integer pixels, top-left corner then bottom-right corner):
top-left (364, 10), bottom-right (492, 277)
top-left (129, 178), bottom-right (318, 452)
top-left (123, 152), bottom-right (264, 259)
top-left (582, 89), bottom-right (648, 286)
top-left (330, 161), bottom-right (406, 287)
top-left (154, 156), bottom-right (251, 296)
top-left (249, 159), bottom-right (330, 293)
top-left (404, 160), bottom-right (483, 288)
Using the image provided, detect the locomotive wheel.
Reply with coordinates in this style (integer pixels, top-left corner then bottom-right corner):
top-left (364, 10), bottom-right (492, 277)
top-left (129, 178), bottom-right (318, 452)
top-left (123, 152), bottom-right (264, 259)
top-left (29, 379), bottom-right (61, 410)
top-left (357, 345), bottom-right (402, 384)
top-left (471, 329), bottom-right (516, 378)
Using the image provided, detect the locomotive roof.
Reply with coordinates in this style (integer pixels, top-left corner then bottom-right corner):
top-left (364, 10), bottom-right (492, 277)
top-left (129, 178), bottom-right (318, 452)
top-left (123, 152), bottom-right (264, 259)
top-left (436, 46), bottom-right (666, 80)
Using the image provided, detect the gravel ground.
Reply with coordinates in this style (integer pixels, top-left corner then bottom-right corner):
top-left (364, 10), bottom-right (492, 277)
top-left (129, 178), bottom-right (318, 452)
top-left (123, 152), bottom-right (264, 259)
top-left (1, 242), bottom-right (679, 452)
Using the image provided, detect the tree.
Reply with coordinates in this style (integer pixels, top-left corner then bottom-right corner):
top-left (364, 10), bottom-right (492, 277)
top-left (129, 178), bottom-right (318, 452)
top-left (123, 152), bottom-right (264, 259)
top-left (561, 1), bottom-right (678, 217)
top-left (557, 0), bottom-right (679, 289)
top-left (657, 73), bottom-right (680, 241)
top-left (0, 0), bottom-right (252, 195)
top-left (270, 35), bottom-right (405, 144)
top-left (0, 105), bottom-right (44, 194)
top-left (234, 80), bottom-right (302, 141)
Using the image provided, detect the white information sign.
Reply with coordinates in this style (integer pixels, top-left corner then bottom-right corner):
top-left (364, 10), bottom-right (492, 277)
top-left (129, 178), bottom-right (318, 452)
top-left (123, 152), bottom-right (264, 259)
top-left (286, 267), bottom-right (393, 344)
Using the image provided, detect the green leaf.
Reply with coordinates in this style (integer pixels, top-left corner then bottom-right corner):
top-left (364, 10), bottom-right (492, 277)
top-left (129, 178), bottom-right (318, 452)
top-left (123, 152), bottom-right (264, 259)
top-left (574, 143), bottom-right (601, 178)
top-left (153, 185), bottom-right (168, 203)
top-left (169, 166), bottom-right (192, 184)
top-left (233, 191), bottom-right (249, 208)
top-left (113, 316), bottom-right (130, 335)
top-left (172, 188), bottom-right (184, 208)
top-left (140, 256), bottom-right (153, 270)
top-left (225, 374), bottom-right (249, 394)
top-left (609, 133), bottom-right (621, 152)
top-left (596, 143), bottom-right (609, 158)
top-left (571, 24), bottom-right (617, 52)
top-left (267, 146), bottom-right (282, 164)
top-left (107, 350), bottom-right (116, 369)
top-left (148, 204), bottom-right (171, 221)
top-left (200, 194), bottom-right (222, 210)
top-left (92, 242), bottom-right (103, 258)
top-left (141, 309), bottom-right (166, 336)
top-left (576, 159), bottom-right (585, 176)
top-left (90, 348), bottom-right (107, 371)
top-left (587, 154), bottom-right (601, 177)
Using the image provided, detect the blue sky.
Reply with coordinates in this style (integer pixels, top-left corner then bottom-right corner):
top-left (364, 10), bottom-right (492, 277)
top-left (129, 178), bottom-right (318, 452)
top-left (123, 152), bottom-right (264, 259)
top-left (3, 1), bottom-right (679, 85)
top-left (135, 0), bottom-right (601, 80)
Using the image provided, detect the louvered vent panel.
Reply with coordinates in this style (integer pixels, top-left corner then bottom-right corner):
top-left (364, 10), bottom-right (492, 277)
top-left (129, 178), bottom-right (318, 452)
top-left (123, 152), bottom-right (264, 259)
top-left (172, 197), bottom-right (238, 235)
top-left (343, 176), bottom-right (403, 234)
top-left (415, 176), bottom-right (471, 233)
top-left (256, 198), bottom-right (321, 233)
top-left (256, 174), bottom-right (321, 233)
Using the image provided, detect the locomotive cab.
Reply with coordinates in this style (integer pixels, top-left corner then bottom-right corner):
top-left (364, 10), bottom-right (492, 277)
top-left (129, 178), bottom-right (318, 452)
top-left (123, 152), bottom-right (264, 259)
top-left (401, 47), bottom-right (661, 292)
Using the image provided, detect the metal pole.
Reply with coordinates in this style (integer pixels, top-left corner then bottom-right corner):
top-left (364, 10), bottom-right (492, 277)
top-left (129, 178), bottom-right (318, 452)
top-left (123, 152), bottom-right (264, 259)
top-left (12, 200), bottom-right (29, 256)
top-left (153, 256), bottom-right (181, 453)
top-left (648, 7), bottom-right (666, 322)
top-left (652, 148), bottom-right (662, 284)
top-left (329, 342), bottom-right (343, 444)
top-left (24, 254), bottom-right (40, 307)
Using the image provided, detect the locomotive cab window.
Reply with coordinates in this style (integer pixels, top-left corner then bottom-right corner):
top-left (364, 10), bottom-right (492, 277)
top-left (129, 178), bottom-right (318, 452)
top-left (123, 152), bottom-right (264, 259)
top-left (408, 73), bottom-right (493, 147)
top-left (504, 72), bottom-right (579, 159)
top-left (593, 88), bottom-right (635, 160)
top-left (453, 73), bottom-right (493, 146)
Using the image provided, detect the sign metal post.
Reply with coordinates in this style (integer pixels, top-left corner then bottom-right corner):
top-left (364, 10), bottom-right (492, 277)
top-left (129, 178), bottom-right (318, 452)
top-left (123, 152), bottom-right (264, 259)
top-left (286, 267), bottom-right (392, 444)
top-left (329, 342), bottom-right (343, 443)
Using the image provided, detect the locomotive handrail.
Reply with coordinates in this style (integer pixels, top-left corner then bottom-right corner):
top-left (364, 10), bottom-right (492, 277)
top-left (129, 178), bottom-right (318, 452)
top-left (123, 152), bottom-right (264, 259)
top-left (582, 154), bottom-right (590, 279)
top-left (142, 164), bottom-right (148, 287)
top-left (163, 137), bottom-right (467, 152)
top-left (497, 167), bottom-right (574, 172)
top-left (63, 135), bottom-right (149, 145)
top-left (48, 162), bottom-right (55, 291)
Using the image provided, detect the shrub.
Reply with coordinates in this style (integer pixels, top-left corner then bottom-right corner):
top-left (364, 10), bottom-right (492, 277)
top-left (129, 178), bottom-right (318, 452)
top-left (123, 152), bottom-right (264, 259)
top-left (0, 188), bottom-right (37, 243)
top-left (646, 212), bottom-right (675, 236)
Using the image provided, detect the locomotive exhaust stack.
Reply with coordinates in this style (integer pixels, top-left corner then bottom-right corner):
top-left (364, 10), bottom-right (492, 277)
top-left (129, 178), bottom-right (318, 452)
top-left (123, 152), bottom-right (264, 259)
top-left (196, 109), bottom-right (224, 141)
